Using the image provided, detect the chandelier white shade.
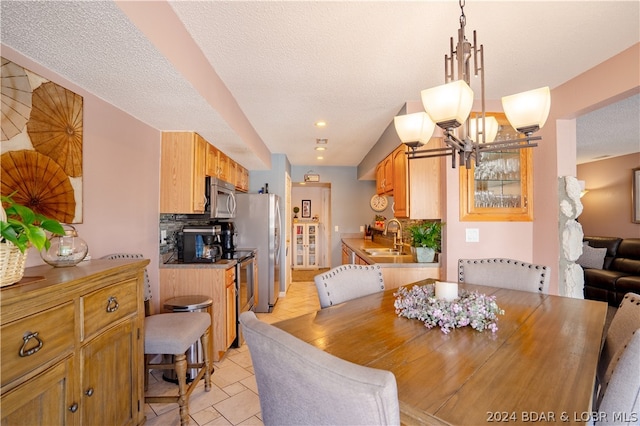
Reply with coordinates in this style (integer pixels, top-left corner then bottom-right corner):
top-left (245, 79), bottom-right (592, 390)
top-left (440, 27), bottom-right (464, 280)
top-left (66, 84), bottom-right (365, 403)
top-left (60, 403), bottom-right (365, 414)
top-left (468, 115), bottom-right (499, 143)
top-left (501, 86), bottom-right (551, 134)
top-left (395, 0), bottom-right (550, 168)
top-left (393, 112), bottom-right (436, 148)
top-left (421, 80), bottom-right (474, 129)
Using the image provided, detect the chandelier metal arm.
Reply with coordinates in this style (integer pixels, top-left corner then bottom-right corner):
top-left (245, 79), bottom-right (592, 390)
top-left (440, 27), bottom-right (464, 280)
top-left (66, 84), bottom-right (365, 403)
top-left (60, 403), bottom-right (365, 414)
top-left (406, 134), bottom-right (542, 168)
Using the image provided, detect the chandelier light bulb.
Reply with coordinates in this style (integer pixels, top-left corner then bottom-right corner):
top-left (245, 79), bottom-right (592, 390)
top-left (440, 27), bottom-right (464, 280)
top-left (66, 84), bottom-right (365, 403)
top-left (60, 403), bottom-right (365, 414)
top-left (502, 86), bottom-right (551, 134)
top-left (421, 80), bottom-right (474, 130)
top-left (468, 116), bottom-right (499, 143)
top-left (394, 112), bottom-right (436, 146)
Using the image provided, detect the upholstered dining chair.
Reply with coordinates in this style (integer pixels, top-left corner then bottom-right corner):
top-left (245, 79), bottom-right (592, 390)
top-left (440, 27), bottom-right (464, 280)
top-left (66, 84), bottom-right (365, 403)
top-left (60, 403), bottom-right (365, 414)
top-left (314, 264), bottom-right (385, 308)
top-left (458, 258), bottom-right (550, 293)
top-left (594, 329), bottom-right (640, 425)
top-left (596, 293), bottom-right (640, 408)
top-left (102, 253), bottom-right (212, 425)
top-left (239, 311), bottom-right (400, 426)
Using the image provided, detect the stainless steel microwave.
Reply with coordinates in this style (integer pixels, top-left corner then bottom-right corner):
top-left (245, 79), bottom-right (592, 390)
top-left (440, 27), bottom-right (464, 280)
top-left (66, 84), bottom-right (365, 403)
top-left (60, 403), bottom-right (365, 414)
top-left (209, 177), bottom-right (237, 219)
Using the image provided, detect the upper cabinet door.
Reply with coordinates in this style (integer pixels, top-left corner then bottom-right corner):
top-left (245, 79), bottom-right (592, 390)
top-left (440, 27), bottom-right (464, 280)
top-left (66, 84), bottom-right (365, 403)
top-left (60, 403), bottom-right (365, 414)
top-left (459, 113), bottom-right (533, 222)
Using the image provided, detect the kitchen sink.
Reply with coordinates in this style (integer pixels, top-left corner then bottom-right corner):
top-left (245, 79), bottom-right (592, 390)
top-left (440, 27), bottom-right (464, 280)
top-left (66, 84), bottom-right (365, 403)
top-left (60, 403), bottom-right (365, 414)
top-left (367, 254), bottom-right (415, 263)
top-left (362, 248), bottom-right (409, 256)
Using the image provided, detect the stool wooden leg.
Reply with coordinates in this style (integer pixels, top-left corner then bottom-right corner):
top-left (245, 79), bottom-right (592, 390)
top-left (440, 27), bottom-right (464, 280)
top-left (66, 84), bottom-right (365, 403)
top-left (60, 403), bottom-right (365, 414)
top-left (201, 327), bottom-right (212, 391)
top-left (174, 353), bottom-right (189, 425)
top-left (144, 354), bottom-right (150, 391)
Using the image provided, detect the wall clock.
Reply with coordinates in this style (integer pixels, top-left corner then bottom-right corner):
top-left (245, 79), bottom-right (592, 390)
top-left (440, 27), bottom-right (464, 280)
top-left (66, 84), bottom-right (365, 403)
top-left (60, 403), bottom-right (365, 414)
top-left (370, 194), bottom-right (388, 212)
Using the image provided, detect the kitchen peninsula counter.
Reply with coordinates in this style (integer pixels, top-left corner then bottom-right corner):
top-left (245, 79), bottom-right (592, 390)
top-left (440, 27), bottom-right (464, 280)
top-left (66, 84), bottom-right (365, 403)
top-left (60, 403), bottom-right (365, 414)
top-left (341, 238), bottom-right (441, 289)
top-left (160, 259), bottom-right (236, 269)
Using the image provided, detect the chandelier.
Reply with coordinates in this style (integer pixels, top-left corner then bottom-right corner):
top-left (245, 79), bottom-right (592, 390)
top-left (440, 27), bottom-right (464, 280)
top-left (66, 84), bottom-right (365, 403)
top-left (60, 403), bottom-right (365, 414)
top-left (394, 0), bottom-right (551, 168)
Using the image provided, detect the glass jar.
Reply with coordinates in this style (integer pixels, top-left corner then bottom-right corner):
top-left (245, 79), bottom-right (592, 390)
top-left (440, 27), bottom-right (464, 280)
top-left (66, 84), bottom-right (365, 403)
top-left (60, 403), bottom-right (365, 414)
top-left (40, 224), bottom-right (88, 267)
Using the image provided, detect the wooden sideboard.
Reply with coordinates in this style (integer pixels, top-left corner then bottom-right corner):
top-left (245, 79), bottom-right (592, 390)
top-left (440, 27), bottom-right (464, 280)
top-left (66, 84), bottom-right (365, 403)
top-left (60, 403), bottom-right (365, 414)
top-left (1, 259), bottom-right (149, 425)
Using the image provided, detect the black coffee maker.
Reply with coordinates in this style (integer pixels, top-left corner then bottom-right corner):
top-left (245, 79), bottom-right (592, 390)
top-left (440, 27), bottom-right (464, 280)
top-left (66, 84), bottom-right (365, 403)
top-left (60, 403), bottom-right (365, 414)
top-left (219, 222), bottom-right (236, 259)
top-left (180, 225), bottom-right (222, 263)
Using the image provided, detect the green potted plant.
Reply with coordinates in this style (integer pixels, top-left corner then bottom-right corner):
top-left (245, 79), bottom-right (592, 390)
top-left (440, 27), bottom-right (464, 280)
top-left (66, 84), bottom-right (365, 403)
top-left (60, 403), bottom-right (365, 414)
top-left (1, 193), bottom-right (65, 285)
top-left (407, 221), bottom-right (443, 263)
top-left (374, 215), bottom-right (386, 229)
top-left (293, 206), bottom-right (300, 221)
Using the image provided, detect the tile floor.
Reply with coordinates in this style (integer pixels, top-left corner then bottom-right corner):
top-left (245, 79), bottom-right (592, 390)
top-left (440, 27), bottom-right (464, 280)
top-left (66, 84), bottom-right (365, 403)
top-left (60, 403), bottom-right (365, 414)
top-left (144, 280), bottom-right (320, 426)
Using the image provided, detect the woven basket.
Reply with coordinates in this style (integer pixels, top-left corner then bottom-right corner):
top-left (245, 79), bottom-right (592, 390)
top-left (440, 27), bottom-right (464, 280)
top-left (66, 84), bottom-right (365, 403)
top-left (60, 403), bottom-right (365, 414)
top-left (0, 242), bottom-right (28, 287)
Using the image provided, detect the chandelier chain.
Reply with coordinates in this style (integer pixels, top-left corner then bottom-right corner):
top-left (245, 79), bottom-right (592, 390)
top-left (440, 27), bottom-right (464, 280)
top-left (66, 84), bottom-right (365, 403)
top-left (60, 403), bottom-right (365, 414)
top-left (459, 0), bottom-right (466, 27)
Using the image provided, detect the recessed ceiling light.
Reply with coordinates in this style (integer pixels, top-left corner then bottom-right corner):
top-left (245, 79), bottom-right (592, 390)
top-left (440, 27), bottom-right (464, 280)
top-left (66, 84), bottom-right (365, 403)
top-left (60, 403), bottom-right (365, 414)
top-left (315, 146), bottom-right (326, 151)
top-left (316, 138), bottom-right (328, 144)
top-left (317, 156), bottom-right (324, 160)
top-left (315, 121), bottom-right (327, 128)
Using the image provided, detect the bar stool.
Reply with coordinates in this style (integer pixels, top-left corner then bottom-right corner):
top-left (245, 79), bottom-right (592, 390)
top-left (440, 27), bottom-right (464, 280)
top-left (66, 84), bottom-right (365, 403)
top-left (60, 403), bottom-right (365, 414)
top-left (144, 309), bottom-right (212, 425)
top-left (162, 296), bottom-right (213, 383)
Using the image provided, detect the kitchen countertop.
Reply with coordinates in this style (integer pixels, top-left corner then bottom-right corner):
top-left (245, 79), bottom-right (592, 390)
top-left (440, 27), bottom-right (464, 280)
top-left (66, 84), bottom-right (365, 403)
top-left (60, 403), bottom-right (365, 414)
top-left (341, 238), bottom-right (439, 268)
top-left (160, 259), bottom-right (236, 269)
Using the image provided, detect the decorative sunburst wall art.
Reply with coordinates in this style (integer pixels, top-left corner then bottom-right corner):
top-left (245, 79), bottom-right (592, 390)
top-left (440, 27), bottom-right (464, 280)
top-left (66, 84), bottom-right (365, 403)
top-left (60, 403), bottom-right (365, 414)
top-left (1, 57), bottom-right (83, 223)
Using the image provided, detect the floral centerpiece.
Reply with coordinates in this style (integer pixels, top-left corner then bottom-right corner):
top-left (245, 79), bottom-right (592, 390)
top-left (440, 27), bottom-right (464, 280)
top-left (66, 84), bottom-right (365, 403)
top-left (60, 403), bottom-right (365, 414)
top-left (394, 283), bottom-right (504, 334)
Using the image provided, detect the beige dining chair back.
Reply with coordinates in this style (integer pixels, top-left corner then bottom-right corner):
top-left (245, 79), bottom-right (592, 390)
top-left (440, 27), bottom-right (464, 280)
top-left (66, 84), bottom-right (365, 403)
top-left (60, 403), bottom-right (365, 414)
top-left (597, 293), bottom-right (640, 408)
top-left (314, 264), bottom-right (385, 308)
top-left (239, 311), bottom-right (400, 426)
top-left (458, 258), bottom-right (550, 293)
top-left (595, 329), bottom-right (640, 425)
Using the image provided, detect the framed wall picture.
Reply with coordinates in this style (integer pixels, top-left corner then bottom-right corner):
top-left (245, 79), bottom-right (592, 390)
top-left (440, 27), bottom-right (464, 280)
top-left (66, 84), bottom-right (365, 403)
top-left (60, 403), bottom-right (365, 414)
top-left (633, 168), bottom-right (640, 223)
top-left (302, 200), bottom-right (311, 218)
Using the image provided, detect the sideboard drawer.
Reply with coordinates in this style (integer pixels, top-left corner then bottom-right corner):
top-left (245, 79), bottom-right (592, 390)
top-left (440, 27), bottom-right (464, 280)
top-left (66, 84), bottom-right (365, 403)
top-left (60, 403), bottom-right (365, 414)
top-left (1, 302), bottom-right (75, 387)
top-left (82, 279), bottom-right (138, 340)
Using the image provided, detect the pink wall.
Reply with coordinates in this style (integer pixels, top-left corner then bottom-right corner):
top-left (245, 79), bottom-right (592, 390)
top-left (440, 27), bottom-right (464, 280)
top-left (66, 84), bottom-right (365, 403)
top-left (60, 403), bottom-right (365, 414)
top-left (2, 46), bottom-right (162, 301)
top-left (578, 153), bottom-right (640, 238)
top-left (534, 43), bottom-right (639, 294)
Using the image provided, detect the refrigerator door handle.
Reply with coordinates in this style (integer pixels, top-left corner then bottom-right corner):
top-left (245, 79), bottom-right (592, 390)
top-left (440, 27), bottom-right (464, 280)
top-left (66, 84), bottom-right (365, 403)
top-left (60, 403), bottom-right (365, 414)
top-left (274, 199), bottom-right (282, 258)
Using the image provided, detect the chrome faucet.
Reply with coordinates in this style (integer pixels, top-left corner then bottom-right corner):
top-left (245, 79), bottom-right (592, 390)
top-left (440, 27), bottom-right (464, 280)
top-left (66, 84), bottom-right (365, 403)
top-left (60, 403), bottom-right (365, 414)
top-left (384, 218), bottom-right (403, 251)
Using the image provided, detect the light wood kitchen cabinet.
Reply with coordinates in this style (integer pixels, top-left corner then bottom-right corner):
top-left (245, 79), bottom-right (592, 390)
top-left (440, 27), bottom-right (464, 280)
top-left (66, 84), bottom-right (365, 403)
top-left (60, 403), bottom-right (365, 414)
top-left (376, 154), bottom-right (393, 195)
top-left (206, 143), bottom-right (220, 177)
top-left (459, 113), bottom-right (533, 221)
top-left (225, 267), bottom-right (237, 349)
top-left (1, 259), bottom-right (148, 426)
top-left (236, 165), bottom-right (249, 192)
top-left (160, 132), bottom-right (207, 213)
top-left (228, 160), bottom-right (237, 188)
top-left (341, 243), bottom-right (367, 265)
top-left (217, 151), bottom-right (230, 182)
top-left (159, 266), bottom-right (236, 361)
top-left (393, 140), bottom-right (444, 220)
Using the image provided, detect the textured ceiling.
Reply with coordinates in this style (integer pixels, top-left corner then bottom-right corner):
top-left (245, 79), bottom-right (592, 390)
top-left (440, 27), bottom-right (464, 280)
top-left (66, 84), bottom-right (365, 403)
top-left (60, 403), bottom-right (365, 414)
top-left (1, 1), bottom-right (638, 171)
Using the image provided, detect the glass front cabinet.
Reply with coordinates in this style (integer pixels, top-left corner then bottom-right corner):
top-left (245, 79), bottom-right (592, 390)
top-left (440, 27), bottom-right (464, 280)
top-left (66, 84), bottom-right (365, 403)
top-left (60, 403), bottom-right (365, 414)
top-left (292, 223), bottom-right (319, 269)
top-left (460, 113), bottom-right (534, 221)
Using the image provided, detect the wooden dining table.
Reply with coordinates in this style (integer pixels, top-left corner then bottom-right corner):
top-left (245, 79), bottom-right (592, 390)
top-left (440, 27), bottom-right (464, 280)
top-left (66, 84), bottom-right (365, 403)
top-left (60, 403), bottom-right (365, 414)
top-left (273, 280), bottom-right (608, 425)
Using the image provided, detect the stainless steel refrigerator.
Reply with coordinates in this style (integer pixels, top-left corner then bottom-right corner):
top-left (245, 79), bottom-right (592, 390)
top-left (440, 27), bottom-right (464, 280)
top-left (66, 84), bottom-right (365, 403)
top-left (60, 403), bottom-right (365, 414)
top-left (235, 193), bottom-right (281, 312)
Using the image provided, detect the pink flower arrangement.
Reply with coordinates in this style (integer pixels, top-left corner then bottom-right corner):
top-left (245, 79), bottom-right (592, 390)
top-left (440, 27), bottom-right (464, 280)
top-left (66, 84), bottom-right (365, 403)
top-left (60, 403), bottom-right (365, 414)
top-left (394, 283), bottom-right (504, 334)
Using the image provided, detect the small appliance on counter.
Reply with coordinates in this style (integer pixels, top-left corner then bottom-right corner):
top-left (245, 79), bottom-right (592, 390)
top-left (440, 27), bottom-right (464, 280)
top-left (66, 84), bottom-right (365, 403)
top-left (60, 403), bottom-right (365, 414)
top-left (218, 221), bottom-right (238, 259)
top-left (179, 225), bottom-right (222, 263)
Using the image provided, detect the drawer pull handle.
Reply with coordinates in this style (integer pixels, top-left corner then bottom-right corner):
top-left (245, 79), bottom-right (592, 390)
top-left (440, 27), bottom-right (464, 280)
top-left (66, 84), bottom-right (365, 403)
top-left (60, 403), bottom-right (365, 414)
top-left (69, 403), bottom-right (78, 413)
top-left (106, 296), bottom-right (119, 313)
top-left (19, 331), bottom-right (43, 357)
top-left (85, 387), bottom-right (94, 397)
